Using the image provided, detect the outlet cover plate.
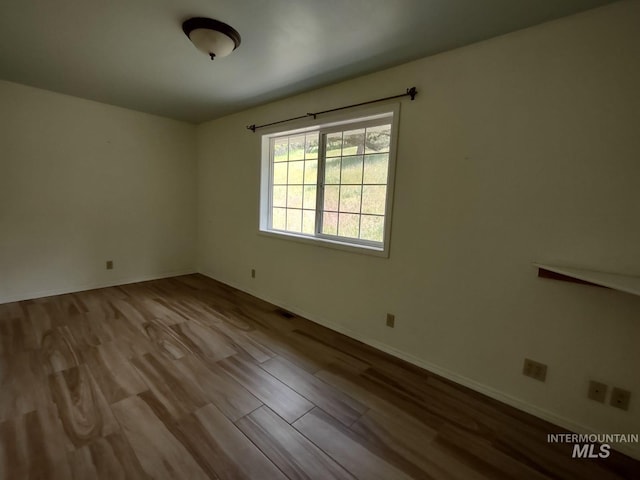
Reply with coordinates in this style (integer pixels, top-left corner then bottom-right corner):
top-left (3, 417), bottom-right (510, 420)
top-left (588, 380), bottom-right (608, 403)
top-left (386, 313), bottom-right (395, 328)
top-left (610, 387), bottom-right (631, 411)
top-left (523, 358), bottom-right (547, 382)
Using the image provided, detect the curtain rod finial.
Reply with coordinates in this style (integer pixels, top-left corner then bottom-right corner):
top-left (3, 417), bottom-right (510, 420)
top-left (407, 87), bottom-right (417, 100)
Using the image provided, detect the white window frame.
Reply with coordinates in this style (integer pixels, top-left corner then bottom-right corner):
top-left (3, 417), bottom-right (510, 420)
top-left (259, 103), bottom-right (400, 257)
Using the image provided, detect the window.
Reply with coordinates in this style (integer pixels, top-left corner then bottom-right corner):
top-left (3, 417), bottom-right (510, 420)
top-left (259, 106), bottom-right (399, 256)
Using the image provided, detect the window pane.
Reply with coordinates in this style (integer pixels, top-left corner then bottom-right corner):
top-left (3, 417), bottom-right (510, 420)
top-left (340, 155), bottom-right (363, 184)
top-left (288, 160), bottom-right (304, 184)
top-left (323, 185), bottom-right (339, 212)
top-left (342, 128), bottom-right (364, 156)
top-left (360, 215), bottom-right (384, 242)
top-left (302, 210), bottom-right (316, 234)
top-left (362, 185), bottom-right (386, 215)
top-left (325, 132), bottom-right (342, 157)
top-left (305, 134), bottom-right (318, 159)
top-left (304, 160), bottom-right (317, 184)
top-left (272, 207), bottom-right (286, 230)
top-left (273, 138), bottom-right (288, 162)
top-left (303, 185), bottom-right (316, 209)
top-left (322, 211), bottom-right (338, 235)
top-left (324, 157), bottom-right (341, 184)
top-left (363, 154), bottom-right (388, 184)
top-left (365, 124), bottom-right (391, 154)
top-left (287, 186), bottom-right (303, 209)
top-left (338, 213), bottom-right (359, 239)
top-left (273, 162), bottom-right (288, 184)
top-left (272, 185), bottom-right (286, 207)
top-left (289, 135), bottom-right (305, 161)
top-left (339, 186), bottom-right (361, 213)
top-left (286, 209), bottom-right (302, 232)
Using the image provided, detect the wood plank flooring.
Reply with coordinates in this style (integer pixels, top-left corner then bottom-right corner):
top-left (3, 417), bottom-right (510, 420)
top-left (0, 274), bottom-right (638, 479)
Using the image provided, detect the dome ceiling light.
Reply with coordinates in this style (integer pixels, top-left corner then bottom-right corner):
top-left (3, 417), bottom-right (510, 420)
top-left (182, 17), bottom-right (241, 60)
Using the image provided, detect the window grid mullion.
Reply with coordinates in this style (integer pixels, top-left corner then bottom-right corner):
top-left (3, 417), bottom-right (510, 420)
top-left (268, 138), bottom-right (272, 230)
top-left (336, 133), bottom-right (344, 237)
top-left (315, 132), bottom-right (326, 236)
top-left (301, 139), bottom-right (307, 233)
top-left (357, 131), bottom-right (366, 239)
top-left (284, 137), bottom-right (290, 231)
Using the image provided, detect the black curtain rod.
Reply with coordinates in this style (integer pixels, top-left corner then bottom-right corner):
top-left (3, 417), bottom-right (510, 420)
top-left (246, 86), bottom-right (417, 133)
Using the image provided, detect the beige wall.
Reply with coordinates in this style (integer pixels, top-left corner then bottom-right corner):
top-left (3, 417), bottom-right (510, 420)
top-left (196, 1), bottom-right (640, 456)
top-left (0, 80), bottom-right (197, 302)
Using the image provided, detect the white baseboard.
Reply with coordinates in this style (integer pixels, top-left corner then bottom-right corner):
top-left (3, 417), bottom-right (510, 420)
top-left (0, 269), bottom-right (197, 304)
top-left (198, 269), bottom-right (640, 461)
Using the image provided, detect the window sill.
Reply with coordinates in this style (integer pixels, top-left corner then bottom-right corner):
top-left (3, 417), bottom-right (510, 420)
top-left (258, 229), bottom-right (389, 258)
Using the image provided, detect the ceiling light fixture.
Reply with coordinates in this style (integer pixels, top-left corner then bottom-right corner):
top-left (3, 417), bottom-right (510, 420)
top-left (182, 17), bottom-right (241, 60)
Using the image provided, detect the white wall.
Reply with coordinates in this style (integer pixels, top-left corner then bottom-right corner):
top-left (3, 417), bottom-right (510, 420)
top-left (0, 80), bottom-right (197, 302)
top-left (197, 1), bottom-right (640, 457)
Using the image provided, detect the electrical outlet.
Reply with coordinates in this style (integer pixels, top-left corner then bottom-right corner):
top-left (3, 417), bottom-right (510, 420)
top-left (251, 268), bottom-right (256, 278)
top-left (386, 313), bottom-right (395, 328)
top-left (610, 387), bottom-right (631, 411)
top-left (106, 260), bottom-right (113, 270)
top-left (588, 380), bottom-right (608, 403)
top-left (522, 358), bottom-right (547, 382)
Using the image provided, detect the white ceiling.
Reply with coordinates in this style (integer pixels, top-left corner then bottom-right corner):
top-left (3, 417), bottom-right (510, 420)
top-left (0, 0), bottom-right (617, 123)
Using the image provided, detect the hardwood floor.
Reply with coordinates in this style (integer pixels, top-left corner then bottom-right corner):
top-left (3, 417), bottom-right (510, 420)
top-left (0, 274), bottom-right (637, 479)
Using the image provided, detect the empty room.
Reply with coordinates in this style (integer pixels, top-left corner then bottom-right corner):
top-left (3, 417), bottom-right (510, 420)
top-left (1, 0), bottom-right (639, 478)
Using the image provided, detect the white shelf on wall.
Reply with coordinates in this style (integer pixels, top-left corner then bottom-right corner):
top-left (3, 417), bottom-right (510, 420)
top-left (534, 263), bottom-right (640, 297)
